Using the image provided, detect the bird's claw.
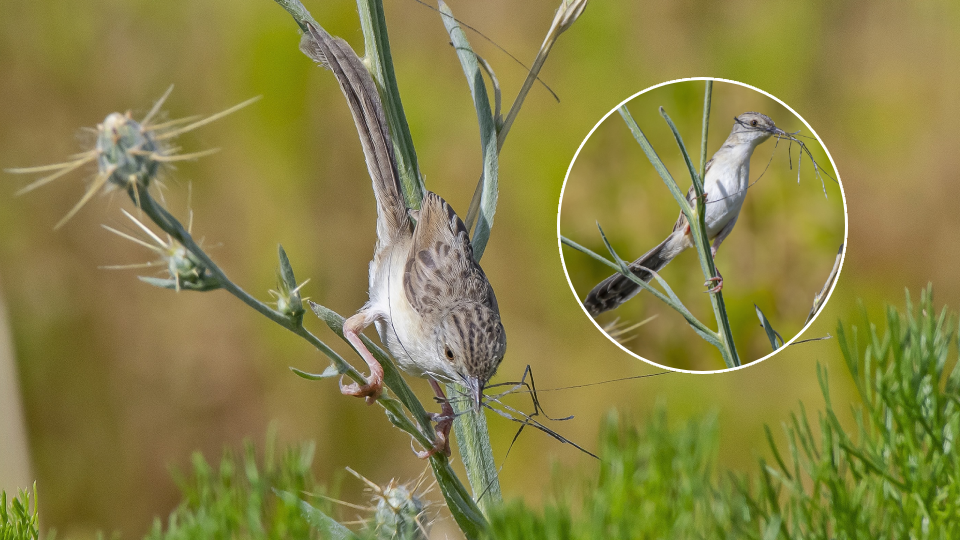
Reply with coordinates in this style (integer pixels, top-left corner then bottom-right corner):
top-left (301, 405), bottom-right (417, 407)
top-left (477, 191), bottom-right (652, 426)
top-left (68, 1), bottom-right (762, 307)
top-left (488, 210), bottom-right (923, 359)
top-left (414, 412), bottom-right (453, 459)
top-left (339, 374), bottom-right (383, 405)
top-left (704, 275), bottom-right (723, 294)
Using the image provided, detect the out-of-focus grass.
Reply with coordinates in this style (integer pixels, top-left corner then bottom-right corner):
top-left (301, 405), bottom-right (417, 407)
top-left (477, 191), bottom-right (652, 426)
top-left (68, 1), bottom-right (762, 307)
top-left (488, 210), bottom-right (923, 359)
top-left (560, 80), bottom-right (846, 370)
top-left (2, 0), bottom-right (960, 538)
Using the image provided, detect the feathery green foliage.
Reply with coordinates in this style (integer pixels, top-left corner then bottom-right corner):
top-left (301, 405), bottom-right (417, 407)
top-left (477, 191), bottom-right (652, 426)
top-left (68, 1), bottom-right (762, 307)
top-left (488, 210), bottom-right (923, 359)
top-left (743, 284), bottom-right (960, 538)
top-left (0, 485), bottom-right (39, 540)
top-left (485, 286), bottom-right (960, 538)
top-left (144, 437), bottom-right (328, 540)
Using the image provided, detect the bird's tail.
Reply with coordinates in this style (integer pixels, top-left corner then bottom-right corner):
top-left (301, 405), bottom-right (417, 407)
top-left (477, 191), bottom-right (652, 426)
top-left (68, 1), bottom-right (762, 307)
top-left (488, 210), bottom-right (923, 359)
top-left (583, 232), bottom-right (684, 317)
top-left (299, 21), bottom-right (408, 238)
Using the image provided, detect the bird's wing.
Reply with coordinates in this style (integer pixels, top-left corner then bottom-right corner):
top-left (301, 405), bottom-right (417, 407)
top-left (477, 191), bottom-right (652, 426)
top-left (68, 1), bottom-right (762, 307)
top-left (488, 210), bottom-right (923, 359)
top-left (402, 192), bottom-right (498, 318)
top-left (671, 157), bottom-right (714, 233)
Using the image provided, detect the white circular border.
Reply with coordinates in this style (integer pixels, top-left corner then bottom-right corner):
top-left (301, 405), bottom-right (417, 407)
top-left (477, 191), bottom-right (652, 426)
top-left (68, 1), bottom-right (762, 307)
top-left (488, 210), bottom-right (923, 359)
top-left (556, 77), bottom-right (850, 375)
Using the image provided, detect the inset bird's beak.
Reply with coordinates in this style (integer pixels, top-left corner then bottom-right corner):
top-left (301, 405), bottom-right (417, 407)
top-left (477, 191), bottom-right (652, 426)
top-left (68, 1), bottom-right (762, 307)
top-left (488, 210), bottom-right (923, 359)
top-left (771, 126), bottom-right (788, 138)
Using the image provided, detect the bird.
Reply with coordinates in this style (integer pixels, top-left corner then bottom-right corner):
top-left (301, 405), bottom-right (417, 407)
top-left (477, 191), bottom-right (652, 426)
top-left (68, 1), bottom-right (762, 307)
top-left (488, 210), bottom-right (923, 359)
top-left (300, 22), bottom-right (507, 458)
top-left (583, 112), bottom-right (787, 317)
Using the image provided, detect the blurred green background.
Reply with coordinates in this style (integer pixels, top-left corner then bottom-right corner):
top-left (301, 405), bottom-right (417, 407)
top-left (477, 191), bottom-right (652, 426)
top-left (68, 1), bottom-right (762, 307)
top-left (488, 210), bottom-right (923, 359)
top-left (560, 80), bottom-right (845, 371)
top-left (1, 0), bottom-right (959, 538)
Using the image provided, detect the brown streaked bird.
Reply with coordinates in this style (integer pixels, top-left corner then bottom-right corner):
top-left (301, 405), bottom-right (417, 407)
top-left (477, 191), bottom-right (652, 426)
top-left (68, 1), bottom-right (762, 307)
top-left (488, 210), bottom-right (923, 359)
top-left (300, 22), bottom-right (506, 458)
top-left (583, 112), bottom-right (786, 317)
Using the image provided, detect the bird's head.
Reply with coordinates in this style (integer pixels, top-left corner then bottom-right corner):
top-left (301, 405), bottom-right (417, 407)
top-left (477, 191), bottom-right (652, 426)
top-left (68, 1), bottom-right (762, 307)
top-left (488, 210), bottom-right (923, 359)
top-left (730, 112), bottom-right (786, 146)
top-left (434, 301), bottom-right (507, 412)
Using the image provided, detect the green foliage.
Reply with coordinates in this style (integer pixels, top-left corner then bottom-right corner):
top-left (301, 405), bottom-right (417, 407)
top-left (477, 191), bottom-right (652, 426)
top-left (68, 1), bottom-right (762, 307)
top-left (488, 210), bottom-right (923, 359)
top-left (486, 286), bottom-right (960, 538)
top-left (145, 435), bottom-right (332, 540)
top-left (484, 409), bottom-right (752, 539)
top-left (0, 485), bottom-right (39, 540)
top-left (744, 285), bottom-right (960, 538)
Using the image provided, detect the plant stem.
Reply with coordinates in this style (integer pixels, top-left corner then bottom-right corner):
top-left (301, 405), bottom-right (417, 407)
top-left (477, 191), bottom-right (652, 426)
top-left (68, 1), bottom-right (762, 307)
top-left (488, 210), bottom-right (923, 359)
top-left (691, 81), bottom-right (739, 367)
top-left (699, 80), bottom-right (712, 182)
top-left (448, 383), bottom-right (502, 511)
top-left (356, 0), bottom-right (424, 209)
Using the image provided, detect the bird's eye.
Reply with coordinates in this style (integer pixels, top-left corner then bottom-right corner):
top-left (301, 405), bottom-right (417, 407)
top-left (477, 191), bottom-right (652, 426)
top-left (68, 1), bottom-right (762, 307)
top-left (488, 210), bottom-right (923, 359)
top-left (444, 347), bottom-right (454, 360)
top-left (751, 120), bottom-right (758, 127)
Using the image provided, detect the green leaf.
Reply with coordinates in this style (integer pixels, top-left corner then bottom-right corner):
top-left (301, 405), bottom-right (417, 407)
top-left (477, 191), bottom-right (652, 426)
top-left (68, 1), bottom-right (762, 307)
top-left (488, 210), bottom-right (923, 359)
top-left (618, 105), bottom-right (693, 222)
top-left (659, 106), bottom-right (701, 192)
top-left (439, 0), bottom-right (499, 262)
top-left (289, 364), bottom-right (340, 380)
top-left (277, 245), bottom-right (297, 293)
top-left (755, 304), bottom-right (784, 351)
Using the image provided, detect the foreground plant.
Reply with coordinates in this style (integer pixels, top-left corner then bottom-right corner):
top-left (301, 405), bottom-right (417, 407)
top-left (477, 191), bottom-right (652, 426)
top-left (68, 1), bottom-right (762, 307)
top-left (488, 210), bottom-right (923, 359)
top-left (485, 286), bottom-right (960, 538)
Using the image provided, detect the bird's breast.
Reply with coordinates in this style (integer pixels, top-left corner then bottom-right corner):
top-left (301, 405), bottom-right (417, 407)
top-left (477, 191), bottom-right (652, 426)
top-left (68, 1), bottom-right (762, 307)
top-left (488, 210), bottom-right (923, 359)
top-left (702, 155), bottom-right (750, 237)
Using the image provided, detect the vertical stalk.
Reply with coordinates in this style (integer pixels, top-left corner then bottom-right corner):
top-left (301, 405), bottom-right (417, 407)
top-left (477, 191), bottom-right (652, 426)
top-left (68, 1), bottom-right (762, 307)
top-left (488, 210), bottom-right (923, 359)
top-left (356, 0), bottom-right (425, 209)
top-left (357, 0), bottom-right (500, 514)
top-left (691, 80), bottom-right (740, 367)
top-left (699, 80), bottom-right (712, 182)
top-left (448, 384), bottom-right (502, 512)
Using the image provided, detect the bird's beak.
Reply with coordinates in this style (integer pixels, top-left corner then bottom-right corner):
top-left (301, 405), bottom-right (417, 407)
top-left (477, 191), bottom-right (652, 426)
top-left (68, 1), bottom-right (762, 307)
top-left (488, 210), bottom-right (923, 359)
top-left (771, 126), bottom-right (788, 138)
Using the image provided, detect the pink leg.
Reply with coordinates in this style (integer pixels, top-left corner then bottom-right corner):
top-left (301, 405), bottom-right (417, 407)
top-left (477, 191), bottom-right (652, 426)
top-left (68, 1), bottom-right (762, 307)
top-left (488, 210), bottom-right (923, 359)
top-left (415, 379), bottom-right (454, 459)
top-left (340, 310), bottom-right (384, 405)
top-left (704, 246), bottom-right (723, 293)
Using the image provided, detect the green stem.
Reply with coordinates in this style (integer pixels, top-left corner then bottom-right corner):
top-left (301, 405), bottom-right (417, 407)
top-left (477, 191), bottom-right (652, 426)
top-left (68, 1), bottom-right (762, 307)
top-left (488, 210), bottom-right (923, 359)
top-left (699, 80), bottom-right (712, 182)
top-left (692, 82), bottom-right (739, 367)
top-left (448, 383), bottom-right (502, 512)
top-left (356, 0), bottom-right (425, 209)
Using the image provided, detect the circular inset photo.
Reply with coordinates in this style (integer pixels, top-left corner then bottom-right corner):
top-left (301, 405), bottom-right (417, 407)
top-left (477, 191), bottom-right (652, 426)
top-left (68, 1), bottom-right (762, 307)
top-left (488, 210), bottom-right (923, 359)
top-left (558, 78), bottom-right (847, 372)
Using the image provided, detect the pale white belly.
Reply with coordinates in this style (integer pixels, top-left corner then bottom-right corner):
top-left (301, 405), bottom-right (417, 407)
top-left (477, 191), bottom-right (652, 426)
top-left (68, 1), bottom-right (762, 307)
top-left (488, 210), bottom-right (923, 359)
top-left (366, 240), bottom-right (455, 382)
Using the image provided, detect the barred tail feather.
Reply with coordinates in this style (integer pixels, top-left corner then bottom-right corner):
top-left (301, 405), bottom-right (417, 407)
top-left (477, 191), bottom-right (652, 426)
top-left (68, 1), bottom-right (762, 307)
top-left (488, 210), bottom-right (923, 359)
top-left (583, 234), bottom-right (678, 317)
top-left (300, 22), bottom-right (407, 237)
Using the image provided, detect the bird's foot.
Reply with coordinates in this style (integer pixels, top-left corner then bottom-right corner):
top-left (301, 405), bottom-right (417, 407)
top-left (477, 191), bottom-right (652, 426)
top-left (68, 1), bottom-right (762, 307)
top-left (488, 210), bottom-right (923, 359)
top-left (339, 373), bottom-right (383, 405)
top-left (414, 411), bottom-right (454, 459)
top-left (704, 275), bottom-right (723, 293)
top-left (341, 311), bottom-right (386, 405)
top-left (414, 380), bottom-right (455, 459)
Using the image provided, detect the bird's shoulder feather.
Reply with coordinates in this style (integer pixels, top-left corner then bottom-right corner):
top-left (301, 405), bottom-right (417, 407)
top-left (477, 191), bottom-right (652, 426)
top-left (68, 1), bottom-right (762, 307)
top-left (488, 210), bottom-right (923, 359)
top-left (402, 192), bottom-right (498, 319)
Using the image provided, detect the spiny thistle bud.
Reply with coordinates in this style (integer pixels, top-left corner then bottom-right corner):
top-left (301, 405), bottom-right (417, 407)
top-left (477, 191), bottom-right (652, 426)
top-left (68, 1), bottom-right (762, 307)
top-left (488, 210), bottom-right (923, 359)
top-left (7, 86), bottom-right (259, 229)
top-left (96, 112), bottom-right (160, 193)
top-left (344, 467), bottom-right (432, 540)
top-left (102, 209), bottom-right (220, 292)
top-left (371, 480), bottom-right (428, 540)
